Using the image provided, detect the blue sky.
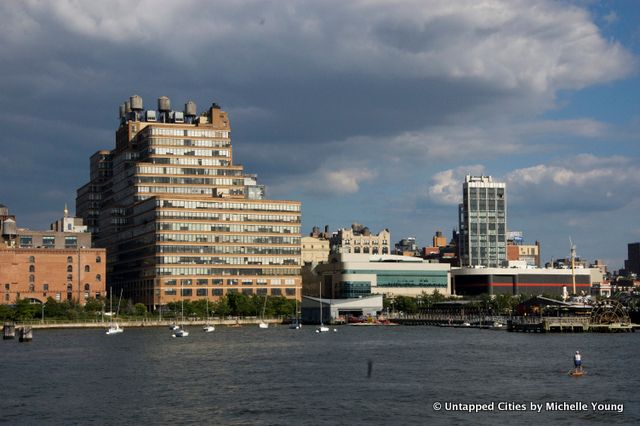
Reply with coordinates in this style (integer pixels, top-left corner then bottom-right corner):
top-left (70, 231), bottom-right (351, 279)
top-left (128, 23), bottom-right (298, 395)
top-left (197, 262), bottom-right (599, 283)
top-left (0, 0), bottom-right (638, 270)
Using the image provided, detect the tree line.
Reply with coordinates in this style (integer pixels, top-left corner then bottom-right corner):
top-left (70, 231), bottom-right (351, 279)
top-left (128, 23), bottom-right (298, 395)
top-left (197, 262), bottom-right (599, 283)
top-left (0, 293), bottom-right (297, 322)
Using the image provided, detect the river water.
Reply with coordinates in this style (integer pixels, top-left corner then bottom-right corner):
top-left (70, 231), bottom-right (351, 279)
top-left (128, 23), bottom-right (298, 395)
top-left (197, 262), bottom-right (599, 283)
top-left (2, 325), bottom-right (638, 425)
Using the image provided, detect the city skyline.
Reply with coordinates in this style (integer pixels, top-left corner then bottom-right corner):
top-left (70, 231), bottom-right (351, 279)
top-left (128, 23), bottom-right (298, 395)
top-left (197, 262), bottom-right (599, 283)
top-left (0, 1), bottom-right (638, 269)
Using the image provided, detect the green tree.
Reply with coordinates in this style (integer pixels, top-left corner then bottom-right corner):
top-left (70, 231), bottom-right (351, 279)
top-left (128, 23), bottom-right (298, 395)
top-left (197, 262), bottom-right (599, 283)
top-left (214, 296), bottom-right (230, 317)
top-left (84, 297), bottom-right (103, 315)
top-left (0, 304), bottom-right (12, 320)
top-left (14, 298), bottom-right (36, 321)
top-left (134, 303), bottom-right (147, 317)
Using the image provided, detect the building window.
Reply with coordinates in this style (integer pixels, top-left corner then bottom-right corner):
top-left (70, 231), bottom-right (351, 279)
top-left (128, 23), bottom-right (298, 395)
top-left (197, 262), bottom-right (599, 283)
top-left (181, 279), bottom-right (192, 286)
top-left (67, 265), bottom-right (73, 273)
top-left (29, 283), bottom-right (35, 292)
top-left (181, 288), bottom-right (192, 297)
top-left (84, 265), bottom-right (90, 273)
top-left (84, 283), bottom-right (90, 291)
top-left (67, 256), bottom-right (73, 264)
top-left (29, 274), bottom-right (35, 283)
top-left (96, 274), bottom-right (102, 282)
top-left (213, 289), bottom-right (223, 296)
top-left (67, 274), bottom-right (73, 281)
top-left (29, 256), bottom-right (35, 263)
top-left (55, 293), bottom-right (61, 301)
top-left (285, 288), bottom-right (296, 296)
top-left (257, 288), bottom-right (267, 295)
top-left (64, 236), bottom-right (77, 249)
top-left (29, 265), bottom-right (35, 273)
top-left (196, 288), bottom-right (208, 297)
top-left (197, 279), bottom-right (208, 286)
top-left (164, 288), bottom-right (177, 296)
top-left (20, 236), bottom-right (33, 248)
top-left (271, 288), bottom-right (282, 296)
top-left (43, 283), bottom-right (49, 291)
top-left (67, 283), bottom-right (73, 292)
top-left (4, 283), bottom-right (9, 290)
top-left (43, 236), bottom-right (55, 248)
top-left (96, 256), bottom-right (102, 263)
top-left (242, 288), bottom-right (253, 295)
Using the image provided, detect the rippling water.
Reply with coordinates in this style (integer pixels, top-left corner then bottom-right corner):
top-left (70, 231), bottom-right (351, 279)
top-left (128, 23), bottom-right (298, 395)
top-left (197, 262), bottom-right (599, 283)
top-left (2, 325), bottom-right (639, 425)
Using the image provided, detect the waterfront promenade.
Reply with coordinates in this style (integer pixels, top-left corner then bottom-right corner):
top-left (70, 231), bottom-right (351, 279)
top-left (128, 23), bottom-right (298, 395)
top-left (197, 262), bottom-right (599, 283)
top-left (12, 317), bottom-right (284, 330)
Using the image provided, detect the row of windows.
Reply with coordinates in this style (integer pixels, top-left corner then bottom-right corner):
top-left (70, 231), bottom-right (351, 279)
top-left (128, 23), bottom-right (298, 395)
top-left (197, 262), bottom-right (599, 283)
top-left (149, 127), bottom-right (229, 138)
top-left (138, 186), bottom-right (236, 196)
top-left (17, 283), bottom-right (95, 292)
top-left (157, 256), bottom-right (299, 266)
top-left (148, 147), bottom-right (230, 157)
top-left (148, 137), bottom-right (230, 148)
top-left (164, 287), bottom-right (295, 297)
top-left (157, 245), bottom-right (300, 255)
top-left (159, 199), bottom-right (300, 212)
top-left (157, 211), bottom-right (300, 223)
top-left (158, 223), bottom-right (299, 234)
top-left (136, 177), bottom-right (244, 186)
top-left (157, 234), bottom-right (301, 245)
top-left (156, 267), bottom-right (300, 276)
top-left (164, 278), bottom-right (296, 286)
top-left (137, 166), bottom-right (243, 176)
top-left (149, 157), bottom-right (230, 166)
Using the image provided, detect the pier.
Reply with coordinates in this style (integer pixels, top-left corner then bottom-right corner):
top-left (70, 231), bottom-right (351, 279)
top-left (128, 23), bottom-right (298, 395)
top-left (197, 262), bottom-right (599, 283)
top-left (507, 316), bottom-right (637, 333)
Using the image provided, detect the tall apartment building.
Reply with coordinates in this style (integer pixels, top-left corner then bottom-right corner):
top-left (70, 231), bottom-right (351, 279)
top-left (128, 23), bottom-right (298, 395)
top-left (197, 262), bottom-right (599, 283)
top-left (458, 175), bottom-right (507, 267)
top-left (76, 95), bottom-right (301, 308)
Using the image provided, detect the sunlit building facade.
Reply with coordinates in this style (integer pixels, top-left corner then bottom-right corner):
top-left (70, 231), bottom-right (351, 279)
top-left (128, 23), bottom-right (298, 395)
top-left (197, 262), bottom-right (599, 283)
top-left (76, 96), bottom-right (301, 308)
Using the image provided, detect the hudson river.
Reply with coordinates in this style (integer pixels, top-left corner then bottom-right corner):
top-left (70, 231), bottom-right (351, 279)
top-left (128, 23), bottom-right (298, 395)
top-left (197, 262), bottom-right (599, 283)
top-left (3, 325), bottom-right (638, 425)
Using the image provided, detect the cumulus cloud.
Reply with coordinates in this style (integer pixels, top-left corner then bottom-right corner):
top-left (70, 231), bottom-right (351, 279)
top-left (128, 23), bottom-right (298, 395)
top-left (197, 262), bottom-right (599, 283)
top-left (426, 165), bottom-right (486, 205)
top-left (506, 154), bottom-right (640, 212)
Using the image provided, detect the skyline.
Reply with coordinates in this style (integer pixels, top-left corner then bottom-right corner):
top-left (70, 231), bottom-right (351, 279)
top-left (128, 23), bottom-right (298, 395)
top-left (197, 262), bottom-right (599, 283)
top-left (0, 1), bottom-right (638, 269)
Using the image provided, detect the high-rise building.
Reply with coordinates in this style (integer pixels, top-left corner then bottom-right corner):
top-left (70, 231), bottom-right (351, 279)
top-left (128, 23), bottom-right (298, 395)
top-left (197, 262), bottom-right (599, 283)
top-left (76, 95), bottom-right (301, 308)
top-left (625, 242), bottom-right (640, 275)
top-left (458, 175), bottom-right (507, 267)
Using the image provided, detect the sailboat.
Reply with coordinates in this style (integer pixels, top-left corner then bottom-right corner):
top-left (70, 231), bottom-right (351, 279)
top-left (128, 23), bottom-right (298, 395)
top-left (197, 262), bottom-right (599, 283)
top-left (316, 282), bottom-right (329, 333)
top-left (106, 288), bottom-right (124, 335)
top-left (289, 296), bottom-right (302, 330)
top-left (259, 295), bottom-right (269, 329)
top-left (203, 297), bottom-right (215, 332)
top-left (172, 284), bottom-right (189, 337)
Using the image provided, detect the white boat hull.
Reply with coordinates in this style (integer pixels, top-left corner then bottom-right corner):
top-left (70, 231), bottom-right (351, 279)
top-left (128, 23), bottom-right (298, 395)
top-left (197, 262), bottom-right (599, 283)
top-left (203, 325), bottom-right (215, 332)
top-left (259, 322), bottom-right (269, 329)
top-left (172, 329), bottom-right (189, 337)
top-left (106, 324), bottom-right (123, 335)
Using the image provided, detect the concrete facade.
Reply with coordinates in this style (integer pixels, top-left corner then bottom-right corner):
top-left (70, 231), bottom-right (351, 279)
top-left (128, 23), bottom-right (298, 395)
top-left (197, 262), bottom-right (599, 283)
top-left (458, 175), bottom-right (507, 268)
top-left (76, 96), bottom-right (301, 308)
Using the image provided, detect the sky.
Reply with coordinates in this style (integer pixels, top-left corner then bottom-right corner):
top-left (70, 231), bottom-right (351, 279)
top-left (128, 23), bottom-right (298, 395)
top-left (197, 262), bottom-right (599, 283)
top-left (0, 0), bottom-right (638, 270)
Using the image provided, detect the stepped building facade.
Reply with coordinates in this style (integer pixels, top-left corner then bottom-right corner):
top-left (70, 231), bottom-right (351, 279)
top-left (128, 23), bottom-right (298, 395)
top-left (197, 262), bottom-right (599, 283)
top-left (76, 96), bottom-right (301, 308)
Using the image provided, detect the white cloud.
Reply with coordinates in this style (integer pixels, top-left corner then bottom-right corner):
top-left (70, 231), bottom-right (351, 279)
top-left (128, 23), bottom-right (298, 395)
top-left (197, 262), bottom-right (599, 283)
top-left (505, 154), bottom-right (640, 211)
top-left (427, 165), bottom-right (485, 205)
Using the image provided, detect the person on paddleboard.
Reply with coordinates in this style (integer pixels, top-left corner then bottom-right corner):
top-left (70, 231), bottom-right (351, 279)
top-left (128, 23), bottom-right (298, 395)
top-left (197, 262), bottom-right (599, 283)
top-left (574, 350), bottom-right (582, 371)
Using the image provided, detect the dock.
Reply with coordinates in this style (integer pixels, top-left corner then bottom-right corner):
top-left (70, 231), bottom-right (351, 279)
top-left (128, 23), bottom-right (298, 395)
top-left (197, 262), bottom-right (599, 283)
top-left (507, 317), bottom-right (638, 333)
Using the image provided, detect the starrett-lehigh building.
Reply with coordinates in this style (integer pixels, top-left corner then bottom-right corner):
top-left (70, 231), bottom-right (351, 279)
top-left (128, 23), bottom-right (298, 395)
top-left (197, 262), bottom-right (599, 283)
top-left (76, 95), bottom-right (301, 308)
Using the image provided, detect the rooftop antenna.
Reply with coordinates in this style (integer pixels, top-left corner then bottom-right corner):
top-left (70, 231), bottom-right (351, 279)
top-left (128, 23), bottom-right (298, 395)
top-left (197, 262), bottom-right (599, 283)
top-left (569, 237), bottom-right (576, 295)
